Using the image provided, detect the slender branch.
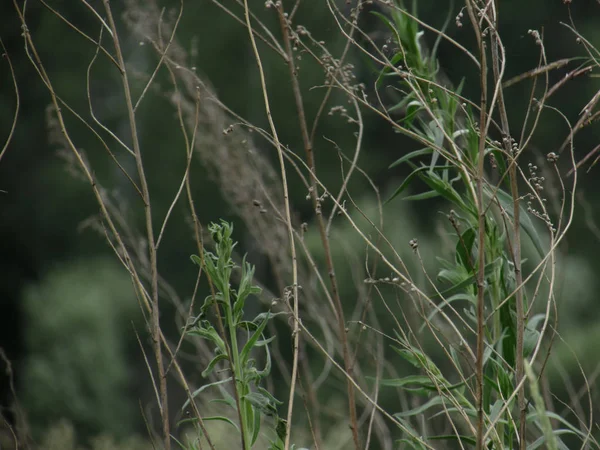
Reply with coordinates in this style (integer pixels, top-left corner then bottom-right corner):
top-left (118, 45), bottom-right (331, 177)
top-left (101, 3), bottom-right (170, 449)
top-left (242, 2), bottom-right (300, 449)
top-left (13, 3), bottom-right (219, 447)
top-left (0, 39), bottom-right (19, 163)
top-left (276, 3), bottom-right (360, 448)
top-left (490, 21), bottom-right (527, 450)
top-left (463, 1), bottom-right (488, 449)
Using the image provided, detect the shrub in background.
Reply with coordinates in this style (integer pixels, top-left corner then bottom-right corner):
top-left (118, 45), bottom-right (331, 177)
top-left (20, 259), bottom-right (141, 440)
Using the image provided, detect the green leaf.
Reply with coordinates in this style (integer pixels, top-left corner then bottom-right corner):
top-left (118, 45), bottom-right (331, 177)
top-left (385, 164), bottom-right (454, 204)
top-left (187, 320), bottom-right (227, 354)
top-left (194, 294), bottom-right (217, 321)
top-left (530, 410), bottom-right (589, 439)
top-left (379, 375), bottom-right (465, 395)
top-left (237, 257), bottom-right (256, 298)
top-left (211, 397), bottom-right (236, 408)
top-left (417, 169), bottom-right (470, 212)
top-left (255, 335), bottom-right (276, 347)
top-left (394, 396), bottom-right (445, 418)
top-left (248, 342), bottom-right (272, 380)
top-left (390, 344), bottom-right (445, 384)
top-left (244, 392), bottom-right (278, 417)
top-left (394, 440), bottom-right (427, 450)
top-left (375, 52), bottom-right (406, 89)
top-left (430, 257), bottom-right (502, 301)
top-left (275, 417), bottom-right (287, 442)
top-left (250, 310), bottom-right (287, 323)
top-left (250, 402), bottom-right (261, 446)
top-left (528, 430), bottom-right (578, 450)
top-left (523, 320), bottom-right (542, 359)
top-left (437, 264), bottom-right (470, 287)
top-left (428, 435), bottom-right (477, 446)
top-left (401, 190), bottom-right (440, 201)
top-left (419, 293), bottom-right (476, 333)
top-left (486, 186), bottom-right (545, 258)
top-left (240, 312), bottom-right (271, 368)
top-left (380, 375), bottom-right (437, 389)
top-left (455, 227), bottom-right (476, 270)
top-left (394, 416), bottom-right (427, 449)
top-left (397, 99), bottom-right (425, 125)
top-left (201, 353), bottom-right (229, 378)
top-left (203, 415), bottom-right (240, 432)
top-left (190, 254), bottom-right (202, 267)
top-left (181, 377), bottom-right (233, 411)
top-left (371, 11), bottom-right (402, 63)
top-left (496, 364), bottom-right (514, 401)
top-left (389, 147), bottom-right (433, 169)
top-left (257, 386), bottom-right (283, 407)
top-left (197, 249), bottom-right (225, 293)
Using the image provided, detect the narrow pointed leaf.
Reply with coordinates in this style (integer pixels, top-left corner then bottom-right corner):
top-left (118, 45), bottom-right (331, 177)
top-left (394, 396), bottom-right (445, 418)
top-left (240, 312), bottom-right (271, 366)
top-left (402, 190), bottom-right (440, 201)
top-left (486, 186), bottom-right (545, 258)
top-left (428, 435), bottom-right (477, 446)
top-left (181, 377), bottom-right (232, 411)
top-left (201, 353), bottom-right (229, 378)
top-left (385, 165), bottom-right (453, 204)
top-left (430, 257), bottom-right (502, 301)
top-left (389, 147), bottom-right (433, 169)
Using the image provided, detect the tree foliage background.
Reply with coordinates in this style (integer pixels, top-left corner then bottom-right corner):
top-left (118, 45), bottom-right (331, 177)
top-left (1, 0), bottom-right (599, 447)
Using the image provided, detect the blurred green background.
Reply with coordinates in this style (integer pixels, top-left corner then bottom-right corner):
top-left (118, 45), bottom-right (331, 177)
top-left (1, 0), bottom-right (599, 447)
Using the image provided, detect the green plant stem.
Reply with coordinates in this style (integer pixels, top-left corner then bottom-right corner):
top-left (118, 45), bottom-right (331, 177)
top-left (465, 0), bottom-right (489, 448)
top-left (525, 361), bottom-right (558, 450)
top-left (224, 285), bottom-right (251, 450)
top-left (489, 239), bottom-right (505, 444)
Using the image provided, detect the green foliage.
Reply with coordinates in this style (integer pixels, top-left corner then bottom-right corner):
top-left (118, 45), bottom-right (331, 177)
top-left (185, 221), bottom-right (286, 450)
top-left (20, 259), bottom-right (141, 440)
top-left (6, 0), bottom-right (600, 448)
top-left (39, 420), bottom-right (150, 450)
top-left (378, 3), bottom-right (590, 448)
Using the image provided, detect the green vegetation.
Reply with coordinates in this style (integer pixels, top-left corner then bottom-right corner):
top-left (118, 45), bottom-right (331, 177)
top-left (2, 0), bottom-right (599, 449)
top-left (21, 260), bottom-right (140, 439)
top-left (182, 221), bottom-right (287, 450)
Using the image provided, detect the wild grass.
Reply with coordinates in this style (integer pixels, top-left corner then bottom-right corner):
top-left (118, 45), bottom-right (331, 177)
top-left (3, 0), bottom-right (600, 449)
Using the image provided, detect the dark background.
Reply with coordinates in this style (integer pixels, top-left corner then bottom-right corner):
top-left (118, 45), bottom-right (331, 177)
top-left (1, 0), bottom-right (599, 446)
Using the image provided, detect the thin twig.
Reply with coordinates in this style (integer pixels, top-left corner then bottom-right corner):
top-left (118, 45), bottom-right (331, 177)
top-left (101, 4), bottom-right (171, 449)
top-left (463, 1), bottom-right (487, 448)
top-left (276, 3), bottom-right (361, 447)
top-left (242, 1), bottom-right (300, 449)
top-left (0, 40), bottom-right (19, 163)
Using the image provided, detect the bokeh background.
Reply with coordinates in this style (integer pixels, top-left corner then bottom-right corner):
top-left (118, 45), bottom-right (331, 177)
top-left (1, 0), bottom-right (599, 447)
